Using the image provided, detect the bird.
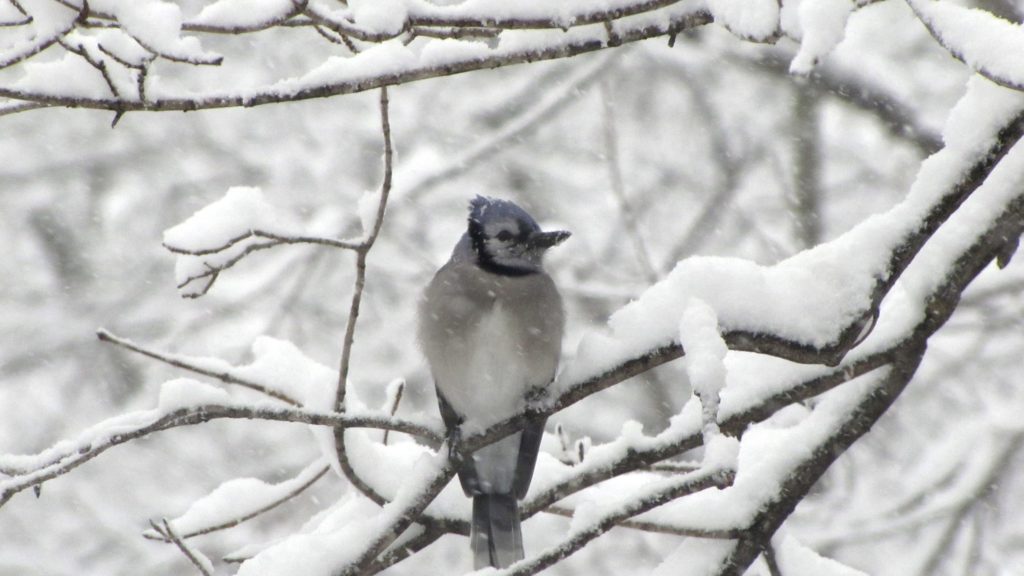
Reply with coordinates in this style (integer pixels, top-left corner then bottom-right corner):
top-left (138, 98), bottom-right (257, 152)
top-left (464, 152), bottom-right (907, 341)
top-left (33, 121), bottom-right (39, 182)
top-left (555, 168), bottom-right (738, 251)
top-left (418, 196), bottom-right (569, 569)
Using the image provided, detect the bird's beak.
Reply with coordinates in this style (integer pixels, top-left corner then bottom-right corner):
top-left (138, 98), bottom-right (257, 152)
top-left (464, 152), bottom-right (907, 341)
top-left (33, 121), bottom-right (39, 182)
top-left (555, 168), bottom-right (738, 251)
top-left (529, 229), bottom-right (571, 249)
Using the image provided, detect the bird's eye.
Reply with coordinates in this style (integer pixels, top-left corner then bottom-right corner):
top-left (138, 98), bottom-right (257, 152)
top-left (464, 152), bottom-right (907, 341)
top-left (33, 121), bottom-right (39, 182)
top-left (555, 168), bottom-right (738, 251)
top-left (495, 230), bottom-right (514, 242)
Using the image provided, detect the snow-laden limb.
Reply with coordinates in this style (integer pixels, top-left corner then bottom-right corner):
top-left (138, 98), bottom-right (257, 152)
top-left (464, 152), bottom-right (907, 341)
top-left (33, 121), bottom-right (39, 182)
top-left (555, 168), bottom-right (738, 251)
top-left (788, 0), bottom-right (854, 74)
top-left (769, 531), bottom-right (868, 576)
top-left (907, 0), bottom-right (1024, 93)
top-left (651, 537), bottom-right (737, 576)
top-left (714, 354), bottom-right (923, 573)
top-left (162, 187), bottom-right (358, 298)
top-left (524, 366), bottom-right (899, 563)
top-left (0, 2), bottom-right (713, 112)
top-left (449, 99), bottom-right (1024, 566)
top-left (498, 466), bottom-right (730, 576)
top-left (235, 448), bottom-right (457, 576)
top-left (520, 153), bottom-right (1024, 557)
top-left (553, 75), bottom-right (1024, 388)
top-left (707, 0), bottom-right (780, 42)
top-left (0, 385), bottom-right (442, 508)
top-left (679, 299), bottom-right (728, 441)
top-left (102, 0), bottom-right (222, 65)
top-left (0, 0), bottom-right (80, 69)
top-left (144, 459), bottom-right (331, 542)
top-left (99, 329), bottom-right (322, 407)
top-left (495, 81), bottom-right (1024, 562)
top-left (189, 0), bottom-right (302, 33)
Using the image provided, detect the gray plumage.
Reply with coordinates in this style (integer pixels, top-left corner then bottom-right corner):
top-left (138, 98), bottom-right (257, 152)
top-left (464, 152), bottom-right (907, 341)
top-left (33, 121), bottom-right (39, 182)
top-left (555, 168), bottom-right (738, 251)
top-left (418, 196), bottom-right (568, 569)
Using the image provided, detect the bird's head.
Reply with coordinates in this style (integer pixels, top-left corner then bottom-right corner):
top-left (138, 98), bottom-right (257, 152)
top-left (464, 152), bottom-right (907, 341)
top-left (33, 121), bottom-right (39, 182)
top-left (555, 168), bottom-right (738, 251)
top-left (467, 196), bottom-right (570, 275)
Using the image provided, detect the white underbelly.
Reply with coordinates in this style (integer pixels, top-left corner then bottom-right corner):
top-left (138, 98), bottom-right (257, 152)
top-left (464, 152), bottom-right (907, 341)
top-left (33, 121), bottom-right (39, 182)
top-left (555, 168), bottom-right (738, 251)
top-left (434, 302), bottom-right (534, 428)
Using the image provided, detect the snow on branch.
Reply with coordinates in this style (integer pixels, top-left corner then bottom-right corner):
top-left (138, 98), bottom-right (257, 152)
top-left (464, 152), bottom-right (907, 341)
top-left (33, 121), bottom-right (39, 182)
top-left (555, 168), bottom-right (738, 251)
top-left (98, 329), bottom-right (305, 406)
top-left (162, 187), bottom-right (359, 298)
top-left (233, 449), bottom-right (457, 576)
top-left (144, 459), bottom-right (331, 542)
top-left (0, 1), bottom-right (716, 114)
top-left (501, 466), bottom-right (730, 576)
top-left (543, 78), bottom-right (1024, 388)
top-left (907, 0), bottom-right (1024, 92)
top-left (0, 386), bottom-right (442, 508)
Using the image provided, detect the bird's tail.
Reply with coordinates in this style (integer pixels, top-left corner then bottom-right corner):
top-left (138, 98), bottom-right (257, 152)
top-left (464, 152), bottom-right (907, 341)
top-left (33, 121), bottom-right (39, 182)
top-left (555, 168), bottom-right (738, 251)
top-left (472, 493), bottom-right (523, 569)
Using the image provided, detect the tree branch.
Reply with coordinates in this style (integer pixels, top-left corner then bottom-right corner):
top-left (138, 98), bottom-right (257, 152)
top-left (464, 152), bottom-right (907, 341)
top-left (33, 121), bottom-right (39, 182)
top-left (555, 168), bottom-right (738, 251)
top-left (153, 518), bottom-right (214, 576)
top-left (0, 9), bottom-right (714, 112)
top-left (144, 462), bottom-right (331, 542)
top-left (0, 403), bottom-right (442, 508)
top-left (331, 87), bottom-right (395, 508)
top-left (96, 329), bottom-right (302, 406)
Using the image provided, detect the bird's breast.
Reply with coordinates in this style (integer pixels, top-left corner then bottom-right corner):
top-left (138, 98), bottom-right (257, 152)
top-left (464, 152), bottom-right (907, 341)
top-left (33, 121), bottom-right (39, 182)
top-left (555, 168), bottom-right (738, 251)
top-left (432, 301), bottom-right (543, 427)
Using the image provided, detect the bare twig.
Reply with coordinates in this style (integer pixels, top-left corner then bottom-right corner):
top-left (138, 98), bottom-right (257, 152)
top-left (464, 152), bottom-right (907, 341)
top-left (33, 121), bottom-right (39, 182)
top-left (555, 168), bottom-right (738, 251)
top-left (155, 518), bottom-right (214, 576)
top-left (163, 229), bottom-right (360, 256)
top-left (763, 539), bottom-right (784, 576)
top-left (165, 229), bottom-right (360, 297)
top-left (0, 101), bottom-right (48, 117)
top-left (382, 380), bottom-right (405, 446)
top-left (543, 504), bottom-right (740, 538)
top-left (97, 329), bottom-right (302, 406)
top-left (333, 86), bottom-right (394, 506)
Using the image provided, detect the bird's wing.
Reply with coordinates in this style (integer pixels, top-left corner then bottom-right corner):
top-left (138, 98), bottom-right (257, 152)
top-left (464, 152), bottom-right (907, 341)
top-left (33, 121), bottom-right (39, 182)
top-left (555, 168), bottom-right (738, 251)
top-left (436, 386), bottom-right (482, 495)
top-left (514, 416), bottom-right (547, 499)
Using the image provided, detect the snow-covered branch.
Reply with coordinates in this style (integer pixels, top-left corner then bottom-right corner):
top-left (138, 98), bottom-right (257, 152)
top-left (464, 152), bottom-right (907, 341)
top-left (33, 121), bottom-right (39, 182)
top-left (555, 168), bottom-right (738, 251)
top-left (906, 0), bottom-right (1024, 93)
top-left (97, 329), bottom-right (304, 406)
top-left (144, 460), bottom-right (331, 542)
top-left (0, 1), bottom-right (714, 116)
top-left (0, 398), bottom-right (443, 508)
top-left (503, 466), bottom-right (731, 576)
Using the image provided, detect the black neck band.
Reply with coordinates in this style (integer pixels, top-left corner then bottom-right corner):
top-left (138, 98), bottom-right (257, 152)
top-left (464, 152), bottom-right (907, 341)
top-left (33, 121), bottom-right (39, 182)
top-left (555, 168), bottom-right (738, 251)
top-left (476, 259), bottom-right (537, 277)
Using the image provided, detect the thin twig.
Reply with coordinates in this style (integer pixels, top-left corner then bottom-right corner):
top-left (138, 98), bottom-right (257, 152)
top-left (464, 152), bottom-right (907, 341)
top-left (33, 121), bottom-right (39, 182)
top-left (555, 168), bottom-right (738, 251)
top-left (163, 229), bottom-right (360, 256)
top-left (503, 467), bottom-right (730, 576)
top-left (145, 463), bottom-right (330, 541)
top-left (763, 538), bottom-right (784, 576)
top-left (156, 518), bottom-right (214, 576)
top-left (333, 86), bottom-right (394, 506)
top-left (382, 380), bottom-right (405, 446)
top-left (97, 328), bottom-right (302, 406)
top-left (543, 504), bottom-right (740, 538)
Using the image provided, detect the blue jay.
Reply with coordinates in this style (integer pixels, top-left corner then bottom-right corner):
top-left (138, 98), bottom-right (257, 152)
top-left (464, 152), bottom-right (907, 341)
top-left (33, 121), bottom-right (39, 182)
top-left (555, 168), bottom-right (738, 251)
top-left (418, 196), bottom-right (569, 569)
